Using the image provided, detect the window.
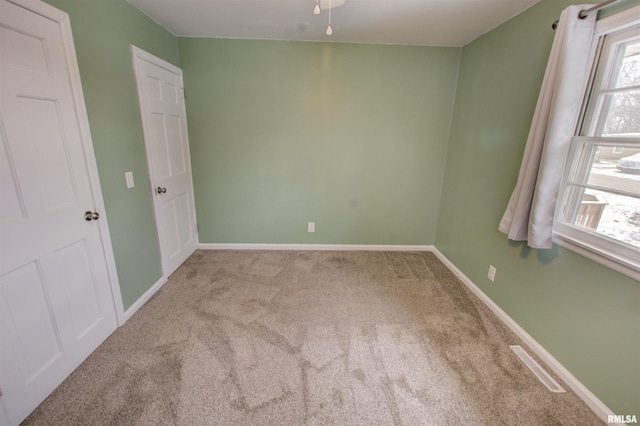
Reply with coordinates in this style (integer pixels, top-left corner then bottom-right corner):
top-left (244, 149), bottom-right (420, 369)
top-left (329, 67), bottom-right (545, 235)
top-left (555, 13), bottom-right (640, 280)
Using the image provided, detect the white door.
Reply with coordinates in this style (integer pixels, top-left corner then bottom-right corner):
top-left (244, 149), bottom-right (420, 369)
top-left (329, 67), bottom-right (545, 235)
top-left (0, 1), bottom-right (119, 425)
top-left (132, 47), bottom-right (198, 277)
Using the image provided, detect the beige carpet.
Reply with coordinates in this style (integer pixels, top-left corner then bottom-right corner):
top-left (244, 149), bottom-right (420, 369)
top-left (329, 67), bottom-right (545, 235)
top-left (24, 250), bottom-right (603, 425)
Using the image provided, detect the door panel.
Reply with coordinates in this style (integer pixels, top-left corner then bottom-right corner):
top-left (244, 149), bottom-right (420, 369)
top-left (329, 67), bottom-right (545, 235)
top-left (4, 25), bottom-right (50, 76)
top-left (166, 115), bottom-right (187, 175)
top-left (132, 47), bottom-right (198, 277)
top-left (0, 1), bottom-right (118, 424)
top-left (150, 113), bottom-right (171, 178)
top-left (54, 239), bottom-right (103, 338)
top-left (18, 96), bottom-right (78, 209)
top-left (1, 262), bottom-right (63, 377)
top-left (0, 126), bottom-right (26, 225)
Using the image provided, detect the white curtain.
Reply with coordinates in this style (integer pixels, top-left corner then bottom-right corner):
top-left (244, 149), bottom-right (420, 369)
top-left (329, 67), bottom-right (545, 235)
top-left (499, 5), bottom-right (596, 249)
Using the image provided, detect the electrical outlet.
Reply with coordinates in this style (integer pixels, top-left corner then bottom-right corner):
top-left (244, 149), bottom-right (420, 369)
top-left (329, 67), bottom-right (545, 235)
top-left (308, 222), bottom-right (315, 233)
top-left (488, 265), bottom-right (496, 282)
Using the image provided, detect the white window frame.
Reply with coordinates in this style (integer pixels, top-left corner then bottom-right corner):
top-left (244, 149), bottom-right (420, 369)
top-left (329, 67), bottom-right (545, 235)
top-left (553, 5), bottom-right (640, 282)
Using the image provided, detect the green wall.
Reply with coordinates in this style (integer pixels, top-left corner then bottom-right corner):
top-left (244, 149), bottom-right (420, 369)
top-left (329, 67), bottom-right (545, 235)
top-left (436, 0), bottom-right (640, 415)
top-left (178, 39), bottom-right (460, 245)
top-left (44, 0), bottom-right (180, 310)
top-left (37, 0), bottom-right (639, 416)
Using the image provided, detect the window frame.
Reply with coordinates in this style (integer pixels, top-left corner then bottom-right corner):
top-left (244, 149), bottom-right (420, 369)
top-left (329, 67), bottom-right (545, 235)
top-left (553, 5), bottom-right (640, 282)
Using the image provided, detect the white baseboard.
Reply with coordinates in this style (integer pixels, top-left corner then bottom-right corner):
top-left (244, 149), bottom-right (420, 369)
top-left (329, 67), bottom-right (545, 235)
top-left (198, 243), bottom-right (435, 252)
top-left (430, 249), bottom-right (618, 425)
top-left (122, 275), bottom-right (167, 323)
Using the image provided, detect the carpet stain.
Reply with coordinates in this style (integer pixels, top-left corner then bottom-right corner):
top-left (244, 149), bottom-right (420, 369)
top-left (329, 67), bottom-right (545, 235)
top-left (185, 268), bottom-right (197, 280)
top-left (352, 368), bottom-right (367, 385)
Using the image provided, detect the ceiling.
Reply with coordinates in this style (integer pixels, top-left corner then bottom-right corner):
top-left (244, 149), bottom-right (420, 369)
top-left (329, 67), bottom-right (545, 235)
top-left (127, 0), bottom-right (543, 47)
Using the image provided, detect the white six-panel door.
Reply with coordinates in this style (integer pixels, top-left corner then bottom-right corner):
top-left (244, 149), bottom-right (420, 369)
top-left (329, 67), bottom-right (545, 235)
top-left (0, 1), bottom-right (119, 424)
top-left (132, 47), bottom-right (198, 277)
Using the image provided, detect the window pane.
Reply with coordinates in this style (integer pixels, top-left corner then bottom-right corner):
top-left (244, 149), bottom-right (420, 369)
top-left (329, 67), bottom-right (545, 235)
top-left (572, 189), bottom-right (640, 249)
top-left (583, 145), bottom-right (640, 195)
top-left (557, 24), bottom-right (640, 275)
top-left (614, 41), bottom-right (640, 88)
top-left (600, 90), bottom-right (640, 136)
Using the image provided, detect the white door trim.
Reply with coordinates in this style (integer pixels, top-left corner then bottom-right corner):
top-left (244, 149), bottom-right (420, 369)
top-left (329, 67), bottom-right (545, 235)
top-left (7, 0), bottom-right (124, 324)
top-left (131, 45), bottom-right (182, 79)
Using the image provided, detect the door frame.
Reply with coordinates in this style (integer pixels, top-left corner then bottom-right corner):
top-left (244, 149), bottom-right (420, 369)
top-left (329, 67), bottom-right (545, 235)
top-left (6, 0), bottom-right (125, 324)
top-left (130, 45), bottom-right (199, 279)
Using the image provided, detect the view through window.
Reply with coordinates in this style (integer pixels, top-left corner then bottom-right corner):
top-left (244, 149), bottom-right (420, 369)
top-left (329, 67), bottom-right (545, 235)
top-left (556, 23), bottom-right (640, 272)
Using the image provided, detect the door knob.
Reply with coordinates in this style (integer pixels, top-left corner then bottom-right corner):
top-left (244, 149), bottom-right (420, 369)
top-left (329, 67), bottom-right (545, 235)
top-left (84, 211), bottom-right (100, 221)
top-left (156, 187), bottom-right (167, 194)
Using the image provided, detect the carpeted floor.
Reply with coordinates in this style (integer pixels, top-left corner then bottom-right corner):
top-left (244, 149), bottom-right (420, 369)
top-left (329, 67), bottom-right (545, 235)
top-left (24, 250), bottom-right (603, 425)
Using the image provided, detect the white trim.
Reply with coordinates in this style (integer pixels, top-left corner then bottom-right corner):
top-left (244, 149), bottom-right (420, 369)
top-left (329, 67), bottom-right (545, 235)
top-left (430, 248), bottom-right (619, 425)
top-left (62, 7), bottom-right (125, 325)
top-left (198, 243), bottom-right (435, 251)
top-left (122, 276), bottom-right (167, 323)
top-left (8, 0), bottom-right (125, 324)
top-left (553, 233), bottom-right (640, 281)
top-left (553, 10), bottom-right (640, 285)
top-left (61, 4), bottom-right (125, 325)
top-left (131, 45), bottom-right (181, 75)
top-left (594, 3), bottom-right (640, 36)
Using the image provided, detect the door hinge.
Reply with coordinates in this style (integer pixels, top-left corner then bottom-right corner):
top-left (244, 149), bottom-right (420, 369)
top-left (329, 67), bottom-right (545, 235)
top-left (195, 223), bottom-right (199, 233)
top-left (181, 87), bottom-right (185, 100)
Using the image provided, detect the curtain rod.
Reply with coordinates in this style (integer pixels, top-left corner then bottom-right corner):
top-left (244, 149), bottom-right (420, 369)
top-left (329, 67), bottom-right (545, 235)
top-left (552, 0), bottom-right (622, 30)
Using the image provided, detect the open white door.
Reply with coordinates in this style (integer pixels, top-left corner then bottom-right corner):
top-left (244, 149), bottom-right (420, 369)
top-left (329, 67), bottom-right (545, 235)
top-left (0, 1), bottom-right (120, 424)
top-left (132, 46), bottom-right (198, 277)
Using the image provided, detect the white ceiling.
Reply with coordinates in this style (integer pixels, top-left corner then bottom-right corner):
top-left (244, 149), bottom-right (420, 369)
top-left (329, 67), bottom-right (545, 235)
top-left (127, 0), bottom-right (543, 47)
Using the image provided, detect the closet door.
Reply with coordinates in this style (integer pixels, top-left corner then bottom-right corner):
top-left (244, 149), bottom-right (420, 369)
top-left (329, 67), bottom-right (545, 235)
top-left (0, 1), bottom-right (119, 424)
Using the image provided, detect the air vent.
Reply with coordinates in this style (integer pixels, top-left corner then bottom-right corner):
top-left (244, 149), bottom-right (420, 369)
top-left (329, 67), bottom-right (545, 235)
top-left (510, 345), bottom-right (566, 393)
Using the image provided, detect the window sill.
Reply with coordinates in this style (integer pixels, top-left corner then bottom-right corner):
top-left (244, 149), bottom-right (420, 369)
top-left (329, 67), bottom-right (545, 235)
top-left (553, 232), bottom-right (640, 282)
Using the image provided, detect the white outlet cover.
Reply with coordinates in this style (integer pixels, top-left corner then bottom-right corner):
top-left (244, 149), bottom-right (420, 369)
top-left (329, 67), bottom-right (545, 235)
top-left (308, 222), bottom-right (315, 233)
top-left (125, 171), bottom-right (135, 188)
top-left (488, 265), bottom-right (496, 281)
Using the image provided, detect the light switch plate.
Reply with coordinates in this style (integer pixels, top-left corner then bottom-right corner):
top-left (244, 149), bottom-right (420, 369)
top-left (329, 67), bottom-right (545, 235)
top-left (125, 171), bottom-right (135, 188)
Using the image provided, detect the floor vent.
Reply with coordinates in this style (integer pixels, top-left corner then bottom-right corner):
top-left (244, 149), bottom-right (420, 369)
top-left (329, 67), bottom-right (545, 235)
top-left (510, 345), bottom-right (566, 393)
